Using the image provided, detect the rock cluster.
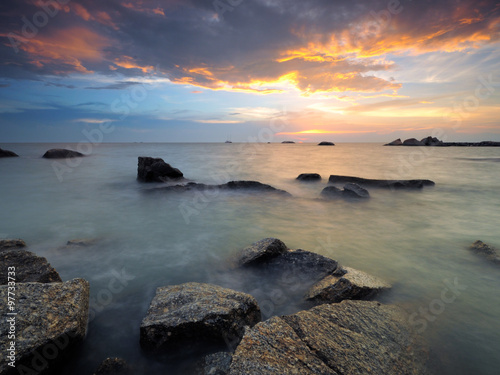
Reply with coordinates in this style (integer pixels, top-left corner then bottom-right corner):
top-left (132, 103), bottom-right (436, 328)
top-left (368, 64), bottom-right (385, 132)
top-left (385, 136), bottom-right (500, 147)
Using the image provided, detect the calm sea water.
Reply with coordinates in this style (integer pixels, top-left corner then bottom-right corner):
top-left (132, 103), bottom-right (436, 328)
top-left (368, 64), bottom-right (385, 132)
top-left (1, 142), bottom-right (500, 374)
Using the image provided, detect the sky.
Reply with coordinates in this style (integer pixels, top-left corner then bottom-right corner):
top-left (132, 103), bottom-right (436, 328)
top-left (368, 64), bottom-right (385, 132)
top-left (0, 0), bottom-right (499, 143)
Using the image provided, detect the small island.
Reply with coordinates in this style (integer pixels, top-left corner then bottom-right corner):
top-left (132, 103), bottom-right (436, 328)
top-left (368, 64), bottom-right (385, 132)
top-left (385, 136), bottom-right (500, 147)
top-left (281, 141), bottom-right (295, 144)
top-left (318, 141), bottom-right (335, 146)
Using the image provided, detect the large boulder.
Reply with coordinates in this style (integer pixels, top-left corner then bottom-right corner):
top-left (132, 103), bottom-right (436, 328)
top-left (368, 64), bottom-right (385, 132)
top-left (0, 239), bottom-right (27, 250)
top-left (328, 175), bottom-right (435, 189)
top-left (0, 279), bottom-right (90, 375)
top-left (469, 240), bottom-right (500, 265)
top-left (305, 266), bottom-right (391, 304)
top-left (42, 149), bottom-right (84, 159)
top-left (402, 138), bottom-right (424, 146)
top-left (0, 148), bottom-right (18, 157)
top-left (137, 157), bottom-right (184, 182)
top-left (230, 301), bottom-right (428, 375)
top-left (0, 249), bottom-right (62, 285)
top-left (318, 141), bottom-right (335, 146)
top-left (140, 283), bottom-right (261, 355)
top-left (229, 316), bottom-right (337, 374)
top-left (296, 173), bottom-right (322, 181)
top-left (237, 238), bottom-right (288, 267)
top-left (384, 138), bottom-right (403, 146)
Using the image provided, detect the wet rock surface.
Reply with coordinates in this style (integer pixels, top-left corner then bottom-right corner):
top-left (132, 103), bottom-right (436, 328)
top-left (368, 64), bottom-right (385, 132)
top-left (0, 279), bottom-right (90, 375)
top-left (237, 238), bottom-right (288, 267)
top-left (140, 282), bottom-right (261, 356)
top-left (0, 239), bottom-right (27, 251)
top-left (0, 248), bottom-right (62, 285)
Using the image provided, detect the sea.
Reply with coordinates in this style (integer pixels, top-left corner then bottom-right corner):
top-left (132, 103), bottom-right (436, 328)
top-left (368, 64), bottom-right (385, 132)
top-left (1, 142), bottom-right (499, 375)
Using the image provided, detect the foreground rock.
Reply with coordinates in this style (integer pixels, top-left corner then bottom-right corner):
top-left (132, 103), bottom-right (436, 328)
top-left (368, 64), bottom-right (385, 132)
top-left (0, 248), bottom-right (62, 285)
top-left (237, 238), bottom-right (288, 267)
top-left (318, 141), bottom-right (335, 146)
top-left (321, 183), bottom-right (370, 200)
top-left (42, 149), bottom-right (84, 159)
top-left (230, 300), bottom-right (428, 375)
top-left (329, 175), bottom-right (435, 189)
top-left (469, 240), bottom-right (500, 265)
top-left (137, 157), bottom-right (184, 182)
top-left (0, 238), bottom-right (26, 250)
top-left (0, 279), bottom-right (90, 375)
top-left (93, 358), bottom-right (133, 375)
top-left (140, 283), bottom-right (261, 356)
top-left (306, 266), bottom-right (391, 304)
top-left (296, 173), bottom-right (322, 181)
top-left (154, 181), bottom-right (291, 196)
top-left (0, 148), bottom-right (18, 157)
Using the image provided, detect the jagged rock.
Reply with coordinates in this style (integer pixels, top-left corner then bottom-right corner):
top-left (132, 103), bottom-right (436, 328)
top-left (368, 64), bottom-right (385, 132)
top-left (305, 267), bottom-right (391, 304)
top-left (343, 183), bottom-right (370, 199)
top-left (328, 175), bottom-right (435, 189)
top-left (0, 249), bottom-right (62, 285)
top-left (296, 173), bottom-right (322, 181)
top-left (140, 283), bottom-right (261, 356)
top-left (318, 141), bottom-right (335, 146)
top-left (0, 279), bottom-right (90, 375)
top-left (137, 157), bottom-right (184, 182)
top-left (469, 240), bottom-right (500, 265)
top-left (385, 138), bottom-right (403, 146)
top-left (229, 316), bottom-right (337, 374)
top-left (321, 184), bottom-right (370, 200)
top-left (421, 136), bottom-right (443, 146)
top-left (93, 358), bottom-right (133, 375)
top-left (402, 138), bottom-right (425, 146)
top-left (0, 148), bottom-right (18, 157)
top-left (237, 238), bottom-right (288, 267)
top-left (196, 352), bottom-right (233, 375)
top-left (0, 239), bottom-right (27, 251)
top-left (42, 149), bottom-right (84, 158)
top-left (230, 301), bottom-right (428, 375)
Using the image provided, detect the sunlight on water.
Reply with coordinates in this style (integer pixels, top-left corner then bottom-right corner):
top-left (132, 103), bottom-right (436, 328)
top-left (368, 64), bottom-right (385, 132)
top-left (1, 143), bottom-right (500, 374)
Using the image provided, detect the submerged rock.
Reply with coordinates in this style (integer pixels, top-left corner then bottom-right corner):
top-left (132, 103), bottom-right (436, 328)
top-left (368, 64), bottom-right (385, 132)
top-left (140, 282), bottom-right (261, 356)
top-left (385, 138), bottom-right (403, 146)
top-left (0, 238), bottom-right (27, 250)
top-left (321, 183), bottom-right (370, 200)
top-left (0, 279), bottom-right (90, 375)
top-left (230, 301), bottom-right (428, 375)
top-left (296, 173), bottom-right (322, 181)
top-left (154, 181), bottom-right (291, 196)
top-left (195, 352), bottom-right (233, 375)
top-left (137, 156), bottom-right (184, 182)
top-left (469, 240), bottom-right (500, 265)
top-left (0, 248), bottom-right (62, 285)
top-left (305, 266), bottom-right (391, 304)
top-left (42, 149), bottom-right (84, 159)
top-left (318, 141), bottom-right (335, 146)
top-left (0, 148), bottom-right (18, 157)
top-left (328, 175), bottom-right (435, 189)
top-left (237, 238), bottom-right (288, 267)
top-left (93, 358), bottom-right (133, 375)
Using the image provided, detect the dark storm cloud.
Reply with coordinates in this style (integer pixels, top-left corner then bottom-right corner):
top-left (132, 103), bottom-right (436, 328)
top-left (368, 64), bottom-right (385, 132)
top-left (0, 0), bottom-right (499, 94)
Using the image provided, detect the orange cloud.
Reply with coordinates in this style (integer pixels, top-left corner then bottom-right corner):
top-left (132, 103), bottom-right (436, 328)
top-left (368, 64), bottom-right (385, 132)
top-left (113, 56), bottom-right (155, 73)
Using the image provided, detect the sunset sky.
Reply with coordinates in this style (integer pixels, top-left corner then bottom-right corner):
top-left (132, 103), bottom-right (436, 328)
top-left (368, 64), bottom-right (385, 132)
top-left (1, 0), bottom-right (499, 143)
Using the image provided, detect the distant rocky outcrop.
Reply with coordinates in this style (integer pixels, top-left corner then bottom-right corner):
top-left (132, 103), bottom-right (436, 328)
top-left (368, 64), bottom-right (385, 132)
top-left (385, 136), bottom-right (500, 147)
top-left (229, 300), bottom-right (428, 375)
top-left (318, 141), bottom-right (335, 146)
top-left (93, 358), bottom-right (133, 375)
top-left (306, 266), bottom-right (391, 305)
top-left (137, 157), bottom-right (184, 182)
top-left (0, 247), bottom-right (62, 285)
top-left (296, 173), bottom-right (322, 181)
top-left (328, 175), bottom-right (435, 189)
top-left (469, 240), bottom-right (500, 265)
top-left (140, 282), bottom-right (261, 356)
top-left (0, 279), bottom-right (89, 375)
top-left (42, 149), bottom-right (84, 158)
top-left (281, 141), bottom-right (295, 144)
top-left (0, 148), bottom-right (18, 157)
top-left (153, 181), bottom-right (291, 196)
top-left (321, 183), bottom-right (370, 200)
